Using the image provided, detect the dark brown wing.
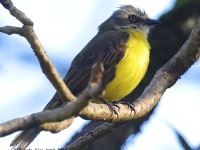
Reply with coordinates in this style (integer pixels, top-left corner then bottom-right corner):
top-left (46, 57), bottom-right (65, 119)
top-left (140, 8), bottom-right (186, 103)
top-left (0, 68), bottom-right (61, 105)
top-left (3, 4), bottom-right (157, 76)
top-left (45, 30), bottom-right (129, 109)
top-left (64, 30), bottom-right (129, 95)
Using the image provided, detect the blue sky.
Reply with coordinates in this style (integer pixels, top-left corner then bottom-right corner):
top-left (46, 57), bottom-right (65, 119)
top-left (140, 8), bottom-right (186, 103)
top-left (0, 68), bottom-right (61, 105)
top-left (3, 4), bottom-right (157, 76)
top-left (1, 0), bottom-right (200, 149)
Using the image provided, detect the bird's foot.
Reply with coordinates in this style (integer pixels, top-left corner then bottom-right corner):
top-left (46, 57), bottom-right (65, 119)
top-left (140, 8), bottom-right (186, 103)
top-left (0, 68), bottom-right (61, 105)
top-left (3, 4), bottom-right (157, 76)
top-left (99, 98), bottom-right (120, 116)
top-left (113, 101), bottom-right (136, 114)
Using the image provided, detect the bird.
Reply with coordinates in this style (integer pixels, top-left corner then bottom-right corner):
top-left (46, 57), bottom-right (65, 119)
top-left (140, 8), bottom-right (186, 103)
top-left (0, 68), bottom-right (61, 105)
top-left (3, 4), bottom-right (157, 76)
top-left (10, 5), bottom-right (160, 149)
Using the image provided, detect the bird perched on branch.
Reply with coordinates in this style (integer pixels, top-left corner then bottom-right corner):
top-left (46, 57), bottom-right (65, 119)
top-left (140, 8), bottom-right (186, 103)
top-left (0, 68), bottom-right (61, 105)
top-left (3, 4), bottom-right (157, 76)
top-left (11, 5), bottom-right (160, 149)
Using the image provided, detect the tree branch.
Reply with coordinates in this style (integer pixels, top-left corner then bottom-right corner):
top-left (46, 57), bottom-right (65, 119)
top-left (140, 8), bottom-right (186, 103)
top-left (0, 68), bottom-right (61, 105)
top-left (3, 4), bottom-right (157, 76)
top-left (20, 25), bottom-right (76, 102)
top-left (0, 26), bottom-right (21, 35)
top-left (0, 61), bottom-right (115, 136)
top-left (40, 117), bottom-right (75, 133)
top-left (65, 122), bottom-right (123, 150)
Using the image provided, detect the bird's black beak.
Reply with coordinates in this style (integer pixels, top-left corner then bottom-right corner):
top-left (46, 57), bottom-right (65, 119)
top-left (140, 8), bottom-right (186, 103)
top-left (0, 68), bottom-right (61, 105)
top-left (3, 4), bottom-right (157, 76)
top-left (144, 18), bottom-right (161, 26)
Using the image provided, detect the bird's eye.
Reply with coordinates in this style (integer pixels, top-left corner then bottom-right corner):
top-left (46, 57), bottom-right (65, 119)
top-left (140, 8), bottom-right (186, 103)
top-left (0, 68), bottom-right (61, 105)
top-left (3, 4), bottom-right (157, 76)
top-left (128, 15), bottom-right (137, 22)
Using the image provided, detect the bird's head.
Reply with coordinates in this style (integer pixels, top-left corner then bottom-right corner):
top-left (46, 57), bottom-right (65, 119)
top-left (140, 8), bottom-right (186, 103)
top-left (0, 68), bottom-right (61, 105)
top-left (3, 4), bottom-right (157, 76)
top-left (99, 5), bottom-right (160, 37)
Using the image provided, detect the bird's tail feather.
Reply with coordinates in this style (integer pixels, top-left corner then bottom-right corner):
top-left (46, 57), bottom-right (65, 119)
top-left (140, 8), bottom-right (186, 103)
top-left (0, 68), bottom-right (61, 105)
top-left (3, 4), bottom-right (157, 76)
top-left (10, 128), bottom-right (41, 149)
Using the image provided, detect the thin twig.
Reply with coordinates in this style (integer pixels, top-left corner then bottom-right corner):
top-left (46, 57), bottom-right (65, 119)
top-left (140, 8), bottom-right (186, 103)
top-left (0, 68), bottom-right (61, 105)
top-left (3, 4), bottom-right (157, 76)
top-left (0, 0), bottom-right (76, 103)
top-left (0, 26), bottom-right (21, 35)
top-left (0, 0), bottom-right (33, 25)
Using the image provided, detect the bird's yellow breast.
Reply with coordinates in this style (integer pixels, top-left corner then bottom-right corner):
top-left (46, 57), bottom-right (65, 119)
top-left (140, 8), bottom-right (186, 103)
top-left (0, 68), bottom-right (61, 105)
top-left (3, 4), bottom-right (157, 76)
top-left (103, 29), bottom-right (150, 101)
